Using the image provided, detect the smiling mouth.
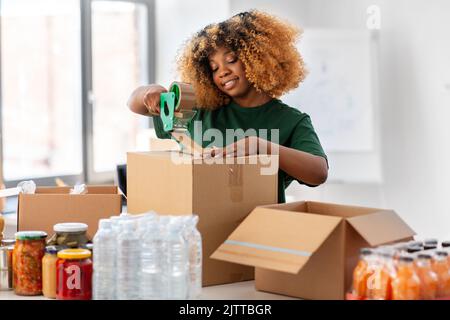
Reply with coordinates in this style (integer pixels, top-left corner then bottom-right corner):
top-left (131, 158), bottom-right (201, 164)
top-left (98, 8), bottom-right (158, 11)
top-left (222, 78), bottom-right (238, 90)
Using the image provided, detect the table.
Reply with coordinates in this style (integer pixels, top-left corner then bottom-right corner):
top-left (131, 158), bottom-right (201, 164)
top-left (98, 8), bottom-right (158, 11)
top-left (0, 280), bottom-right (297, 300)
top-left (1, 212), bottom-right (297, 300)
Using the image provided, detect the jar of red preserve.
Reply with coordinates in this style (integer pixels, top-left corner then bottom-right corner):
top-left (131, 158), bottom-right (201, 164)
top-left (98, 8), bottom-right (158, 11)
top-left (56, 249), bottom-right (92, 300)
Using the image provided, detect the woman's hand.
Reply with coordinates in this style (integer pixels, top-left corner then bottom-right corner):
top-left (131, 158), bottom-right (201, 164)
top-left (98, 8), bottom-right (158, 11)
top-left (142, 85), bottom-right (167, 115)
top-left (205, 136), bottom-right (328, 186)
top-left (208, 136), bottom-right (268, 158)
top-left (127, 84), bottom-right (167, 116)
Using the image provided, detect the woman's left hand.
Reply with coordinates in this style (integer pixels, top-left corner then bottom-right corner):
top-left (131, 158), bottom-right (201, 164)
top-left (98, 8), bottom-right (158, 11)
top-left (208, 136), bottom-right (268, 158)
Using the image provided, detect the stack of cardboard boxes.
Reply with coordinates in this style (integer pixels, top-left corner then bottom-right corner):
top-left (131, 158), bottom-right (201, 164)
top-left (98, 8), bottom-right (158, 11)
top-left (126, 146), bottom-right (415, 300)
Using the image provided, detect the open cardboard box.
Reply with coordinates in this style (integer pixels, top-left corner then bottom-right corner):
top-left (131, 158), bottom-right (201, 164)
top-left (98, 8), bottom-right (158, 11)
top-left (127, 145), bottom-right (279, 286)
top-left (211, 201), bottom-right (416, 300)
top-left (17, 186), bottom-right (122, 239)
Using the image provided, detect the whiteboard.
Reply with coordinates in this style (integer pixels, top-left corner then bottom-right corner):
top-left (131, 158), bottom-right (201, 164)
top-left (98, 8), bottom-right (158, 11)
top-left (282, 29), bottom-right (376, 152)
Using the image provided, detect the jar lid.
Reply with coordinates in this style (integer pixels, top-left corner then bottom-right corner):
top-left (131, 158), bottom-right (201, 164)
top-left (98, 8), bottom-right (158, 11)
top-left (45, 246), bottom-right (59, 254)
top-left (15, 231), bottom-right (47, 240)
top-left (53, 223), bottom-right (88, 233)
top-left (57, 249), bottom-right (91, 260)
top-left (1, 239), bottom-right (16, 246)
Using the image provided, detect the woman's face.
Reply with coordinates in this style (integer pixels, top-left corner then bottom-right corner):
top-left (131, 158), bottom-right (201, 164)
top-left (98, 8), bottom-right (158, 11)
top-left (209, 47), bottom-right (254, 99)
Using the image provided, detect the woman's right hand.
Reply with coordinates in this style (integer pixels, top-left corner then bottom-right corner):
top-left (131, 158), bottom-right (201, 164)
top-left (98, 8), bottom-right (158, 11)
top-left (142, 84), bottom-right (168, 115)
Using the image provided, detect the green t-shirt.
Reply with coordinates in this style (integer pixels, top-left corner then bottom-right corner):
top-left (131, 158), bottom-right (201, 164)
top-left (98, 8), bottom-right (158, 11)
top-left (153, 98), bottom-right (327, 203)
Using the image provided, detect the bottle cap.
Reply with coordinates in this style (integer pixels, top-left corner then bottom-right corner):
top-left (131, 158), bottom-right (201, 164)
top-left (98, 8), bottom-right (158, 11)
top-left (406, 245), bottom-right (422, 253)
top-left (45, 246), bottom-right (59, 255)
top-left (398, 255), bottom-right (414, 263)
top-left (360, 248), bottom-right (373, 256)
top-left (435, 250), bottom-right (449, 257)
top-left (408, 241), bottom-right (423, 247)
top-left (424, 238), bottom-right (438, 245)
top-left (441, 241), bottom-right (450, 248)
top-left (418, 253), bottom-right (432, 260)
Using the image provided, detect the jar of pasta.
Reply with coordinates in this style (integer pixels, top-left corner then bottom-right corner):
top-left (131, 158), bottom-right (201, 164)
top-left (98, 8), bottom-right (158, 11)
top-left (13, 231), bottom-right (47, 296)
top-left (56, 249), bottom-right (93, 300)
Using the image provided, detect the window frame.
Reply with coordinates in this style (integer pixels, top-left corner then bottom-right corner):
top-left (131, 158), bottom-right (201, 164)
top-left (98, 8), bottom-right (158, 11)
top-left (0, 0), bottom-right (155, 187)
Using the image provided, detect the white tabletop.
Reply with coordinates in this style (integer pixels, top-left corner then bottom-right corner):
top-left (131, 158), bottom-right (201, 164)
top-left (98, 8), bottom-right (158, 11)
top-left (0, 280), bottom-right (297, 300)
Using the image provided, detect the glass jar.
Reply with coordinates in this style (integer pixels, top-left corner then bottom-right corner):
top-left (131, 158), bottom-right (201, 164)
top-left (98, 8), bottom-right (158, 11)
top-left (56, 249), bottom-right (92, 300)
top-left (47, 223), bottom-right (89, 248)
top-left (1, 239), bottom-right (15, 291)
top-left (13, 231), bottom-right (47, 296)
top-left (0, 246), bottom-right (14, 291)
top-left (42, 246), bottom-right (59, 299)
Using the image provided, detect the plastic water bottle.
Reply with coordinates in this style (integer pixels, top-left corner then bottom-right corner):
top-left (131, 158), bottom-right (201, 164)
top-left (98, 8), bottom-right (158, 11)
top-left (166, 220), bottom-right (189, 299)
top-left (140, 218), bottom-right (164, 299)
top-left (185, 215), bottom-right (202, 299)
top-left (136, 212), bottom-right (157, 239)
top-left (92, 219), bottom-right (116, 300)
top-left (116, 220), bottom-right (140, 300)
top-left (111, 215), bottom-right (129, 235)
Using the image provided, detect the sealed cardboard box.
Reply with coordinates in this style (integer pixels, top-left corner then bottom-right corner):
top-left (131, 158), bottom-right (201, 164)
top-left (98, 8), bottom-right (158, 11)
top-left (212, 201), bottom-right (416, 300)
top-left (17, 186), bottom-right (122, 239)
top-left (127, 151), bottom-right (278, 286)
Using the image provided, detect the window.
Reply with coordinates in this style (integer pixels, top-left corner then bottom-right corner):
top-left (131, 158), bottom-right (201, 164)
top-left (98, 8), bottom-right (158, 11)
top-left (1, 0), bottom-right (83, 182)
top-left (0, 0), bottom-right (154, 185)
top-left (90, 1), bottom-right (150, 176)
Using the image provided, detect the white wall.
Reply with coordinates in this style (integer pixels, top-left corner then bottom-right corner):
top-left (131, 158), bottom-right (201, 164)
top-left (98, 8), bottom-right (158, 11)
top-left (154, 0), bottom-right (230, 87)
top-left (230, 0), bottom-right (450, 239)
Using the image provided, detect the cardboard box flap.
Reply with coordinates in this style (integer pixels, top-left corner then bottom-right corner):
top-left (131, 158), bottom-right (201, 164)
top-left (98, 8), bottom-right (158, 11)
top-left (211, 207), bottom-right (342, 274)
top-left (347, 210), bottom-right (416, 246)
top-left (36, 186), bottom-right (118, 195)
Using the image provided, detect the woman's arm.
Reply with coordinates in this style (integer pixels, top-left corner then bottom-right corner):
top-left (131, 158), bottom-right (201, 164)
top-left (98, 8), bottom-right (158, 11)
top-left (127, 84), bottom-right (167, 116)
top-left (276, 144), bottom-right (328, 186)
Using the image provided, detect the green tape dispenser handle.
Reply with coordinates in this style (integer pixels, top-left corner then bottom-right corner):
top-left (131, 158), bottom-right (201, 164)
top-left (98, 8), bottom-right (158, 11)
top-left (159, 82), bottom-right (197, 133)
top-left (160, 91), bottom-right (176, 132)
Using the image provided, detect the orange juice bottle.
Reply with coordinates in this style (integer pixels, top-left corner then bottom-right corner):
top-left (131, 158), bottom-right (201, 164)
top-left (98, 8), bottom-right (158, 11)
top-left (415, 253), bottom-right (438, 300)
top-left (352, 248), bottom-right (374, 299)
top-left (366, 250), bottom-right (395, 300)
top-left (431, 250), bottom-right (450, 298)
top-left (391, 255), bottom-right (421, 300)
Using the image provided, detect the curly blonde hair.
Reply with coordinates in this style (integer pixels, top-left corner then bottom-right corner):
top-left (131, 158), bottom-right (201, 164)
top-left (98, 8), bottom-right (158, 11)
top-left (177, 10), bottom-right (307, 109)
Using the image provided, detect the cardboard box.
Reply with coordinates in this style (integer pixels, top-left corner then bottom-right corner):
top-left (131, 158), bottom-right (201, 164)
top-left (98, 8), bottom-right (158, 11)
top-left (127, 151), bottom-right (278, 286)
top-left (211, 201), bottom-right (416, 300)
top-left (17, 186), bottom-right (122, 239)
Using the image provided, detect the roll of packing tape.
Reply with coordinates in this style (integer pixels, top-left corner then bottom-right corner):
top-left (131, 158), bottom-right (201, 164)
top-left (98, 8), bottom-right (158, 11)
top-left (169, 82), bottom-right (196, 111)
